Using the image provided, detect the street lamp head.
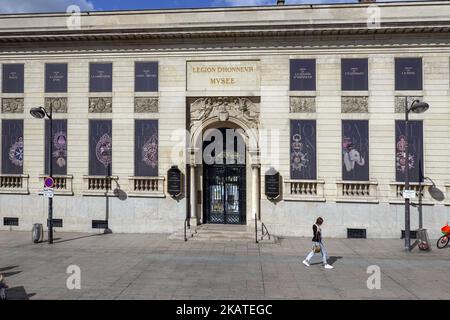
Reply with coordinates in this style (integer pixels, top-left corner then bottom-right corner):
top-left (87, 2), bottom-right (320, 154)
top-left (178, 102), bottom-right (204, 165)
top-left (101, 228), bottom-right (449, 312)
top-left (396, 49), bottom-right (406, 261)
top-left (29, 107), bottom-right (47, 119)
top-left (409, 100), bottom-right (429, 114)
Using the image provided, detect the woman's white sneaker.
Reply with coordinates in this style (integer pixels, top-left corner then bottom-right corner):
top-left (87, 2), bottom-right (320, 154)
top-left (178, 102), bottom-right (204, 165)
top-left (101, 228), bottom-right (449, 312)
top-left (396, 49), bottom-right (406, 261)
top-left (324, 264), bottom-right (334, 270)
top-left (302, 260), bottom-right (310, 267)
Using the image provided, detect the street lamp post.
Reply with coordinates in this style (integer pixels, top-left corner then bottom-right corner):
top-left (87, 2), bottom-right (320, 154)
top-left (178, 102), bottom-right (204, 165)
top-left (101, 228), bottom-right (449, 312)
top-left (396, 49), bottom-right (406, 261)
top-left (30, 104), bottom-right (53, 244)
top-left (404, 98), bottom-right (429, 252)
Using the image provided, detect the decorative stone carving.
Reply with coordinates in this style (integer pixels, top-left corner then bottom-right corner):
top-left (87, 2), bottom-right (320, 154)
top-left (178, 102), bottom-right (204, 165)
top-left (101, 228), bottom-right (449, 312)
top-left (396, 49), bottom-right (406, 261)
top-left (135, 97), bottom-right (158, 113)
top-left (2, 98), bottom-right (24, 113)
top-left (89, 97), bottom-right (112, 113)
top-left (190, 97), bottom-right (259, 129)
top-left (395, 96), bottom-right (423, 113)
top-left (290, 97), bottom-right (316, 113)
top-left (45, 97), bottom-right (67, 113)
top-left (341, 96), bottom-right (369, 113)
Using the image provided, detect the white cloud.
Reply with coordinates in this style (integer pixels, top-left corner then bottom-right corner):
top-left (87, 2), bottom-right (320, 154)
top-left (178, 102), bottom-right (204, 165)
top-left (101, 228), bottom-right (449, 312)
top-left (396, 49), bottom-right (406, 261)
top-left (0, 0), bottom-right (94, 14)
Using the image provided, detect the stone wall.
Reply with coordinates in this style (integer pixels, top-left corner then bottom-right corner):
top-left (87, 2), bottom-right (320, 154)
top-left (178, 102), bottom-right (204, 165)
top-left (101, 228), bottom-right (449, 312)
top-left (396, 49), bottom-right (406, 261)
top-left (0, 2), bottom-right (449, 237)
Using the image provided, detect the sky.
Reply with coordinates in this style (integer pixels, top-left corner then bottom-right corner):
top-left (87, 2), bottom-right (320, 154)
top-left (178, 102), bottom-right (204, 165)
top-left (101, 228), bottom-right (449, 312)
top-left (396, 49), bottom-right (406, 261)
top-left (0, 0), bottom-right (424, 14)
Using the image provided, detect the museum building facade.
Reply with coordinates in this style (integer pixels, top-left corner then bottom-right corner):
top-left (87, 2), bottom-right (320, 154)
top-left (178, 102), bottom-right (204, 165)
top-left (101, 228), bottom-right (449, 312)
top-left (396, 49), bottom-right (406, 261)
top-left (0, 1), bottom-right (449, 239)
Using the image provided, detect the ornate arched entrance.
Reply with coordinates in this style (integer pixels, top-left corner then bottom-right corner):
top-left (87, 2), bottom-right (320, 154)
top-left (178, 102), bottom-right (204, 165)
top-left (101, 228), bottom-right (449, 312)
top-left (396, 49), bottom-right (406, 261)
top-left (187, 97), bottom-right (261, 227)
top-left (202, 127), bottom-right (247, 224)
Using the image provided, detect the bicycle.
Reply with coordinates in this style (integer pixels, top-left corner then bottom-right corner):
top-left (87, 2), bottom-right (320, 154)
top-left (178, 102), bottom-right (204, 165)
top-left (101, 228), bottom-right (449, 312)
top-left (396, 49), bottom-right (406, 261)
top-left (437, 223), bottom-right (450, 249)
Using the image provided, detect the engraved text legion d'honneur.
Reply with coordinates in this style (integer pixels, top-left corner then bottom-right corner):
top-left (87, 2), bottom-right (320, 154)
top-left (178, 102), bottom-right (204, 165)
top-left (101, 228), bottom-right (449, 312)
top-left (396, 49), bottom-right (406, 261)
top-left (187, 61), bottom-right (260, 91)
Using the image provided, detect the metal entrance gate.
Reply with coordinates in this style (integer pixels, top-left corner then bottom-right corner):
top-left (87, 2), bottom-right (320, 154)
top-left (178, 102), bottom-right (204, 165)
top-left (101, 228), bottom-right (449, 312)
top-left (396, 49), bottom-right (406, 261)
top-left (203, 165), bottom-right (246, 225)
top-left (202, 127), bottom-right (246, 225)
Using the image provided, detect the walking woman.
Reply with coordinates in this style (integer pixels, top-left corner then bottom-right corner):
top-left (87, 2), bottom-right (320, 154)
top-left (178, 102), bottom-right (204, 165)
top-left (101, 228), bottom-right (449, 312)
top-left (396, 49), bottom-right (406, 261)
top-left (303, 217), bottom-right (334, 270)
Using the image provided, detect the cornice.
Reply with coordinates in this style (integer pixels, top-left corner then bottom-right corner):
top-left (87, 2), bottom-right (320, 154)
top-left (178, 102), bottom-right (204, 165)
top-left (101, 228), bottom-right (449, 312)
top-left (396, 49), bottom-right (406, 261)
top-left (1, 21), bottom-right (450, 44)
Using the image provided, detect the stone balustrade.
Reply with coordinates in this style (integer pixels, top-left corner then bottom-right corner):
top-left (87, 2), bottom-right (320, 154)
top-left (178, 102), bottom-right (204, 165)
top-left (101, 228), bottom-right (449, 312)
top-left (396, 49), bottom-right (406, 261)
top-left (128, 176), bottom-right (165, 198)
top-left (0, 174), bottom-right (29, 194)
top-left (284, 179), bottom-right (325, 202)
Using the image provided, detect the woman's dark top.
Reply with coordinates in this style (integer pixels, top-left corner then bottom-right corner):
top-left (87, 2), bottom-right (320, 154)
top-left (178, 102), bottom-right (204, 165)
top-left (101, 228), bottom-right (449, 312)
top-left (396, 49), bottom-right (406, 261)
top-left (312, 224), bottom-right (322, 242)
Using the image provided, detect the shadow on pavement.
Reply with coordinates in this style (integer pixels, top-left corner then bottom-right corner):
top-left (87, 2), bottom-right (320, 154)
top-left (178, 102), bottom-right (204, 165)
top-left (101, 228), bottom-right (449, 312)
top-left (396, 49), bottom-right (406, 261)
top-left (1, 266), bottom-right (22, 278)
top-left (0, 266), bottom-right (19, 272)
top-left (6, 286), bottom-right (36, 300)
top-left (1, 266), bottom-right (35, 300)
top-left (2, 271), bottom-right (21, 277)
top-left (328, 256), bottom-right (343, 265)
top-left (309, 256), bottom-right (343, 266)
top-left (53, 233), bottom-right (107, 244)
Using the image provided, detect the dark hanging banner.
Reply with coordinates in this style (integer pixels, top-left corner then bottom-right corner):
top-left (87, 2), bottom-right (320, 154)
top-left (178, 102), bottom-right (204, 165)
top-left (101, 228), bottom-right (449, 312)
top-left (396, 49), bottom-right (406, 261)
top-left (89, 120), bottom-right (112, 176)
top-left (89, 63), bottom-right (113, 92)
top-left (395, 120), bottom-right (424, 183)
top-left (290, 59), bottom-right (316, 91)
top-left (342, 120), bottom-right (370, 181)
top-left (45, 119), bottom-right (68, 175)
top-left (135, 120), bottom-right (158, 177)
top-left (290, 120), bottom-right (317, 180)
top-left (2, 64), bottom-right (24, 93)
top-left (341, 59), bottom-right (368, 91)
top-left (2, 119), bottom-right (24, 174)
top-left (135, 62), bottom-right (158, 92)
top-left (395, 58), bottom-right (423, 91)
top-left (45, 63), bottom-right (68, 93)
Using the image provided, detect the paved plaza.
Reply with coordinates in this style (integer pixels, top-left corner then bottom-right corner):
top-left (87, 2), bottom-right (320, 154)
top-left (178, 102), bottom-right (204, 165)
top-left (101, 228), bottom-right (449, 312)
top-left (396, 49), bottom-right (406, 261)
top-left (1, 231), bottom-right (449, 300)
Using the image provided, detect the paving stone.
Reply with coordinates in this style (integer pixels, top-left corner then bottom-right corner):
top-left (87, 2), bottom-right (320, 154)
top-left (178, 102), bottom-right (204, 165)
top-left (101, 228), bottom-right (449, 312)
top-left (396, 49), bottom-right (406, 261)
top-left (1, 231), bottom-right (450, 300)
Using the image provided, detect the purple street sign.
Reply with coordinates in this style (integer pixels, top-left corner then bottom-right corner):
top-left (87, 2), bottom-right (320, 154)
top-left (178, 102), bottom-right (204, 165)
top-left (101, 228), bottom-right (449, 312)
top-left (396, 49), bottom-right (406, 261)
top-left (44, 177), bottom-right (54, 188)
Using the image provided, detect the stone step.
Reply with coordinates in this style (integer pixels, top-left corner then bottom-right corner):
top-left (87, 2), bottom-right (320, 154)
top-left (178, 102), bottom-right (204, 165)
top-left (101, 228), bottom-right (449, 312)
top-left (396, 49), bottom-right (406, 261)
top-left (168, 224), bottom-right (277, 243)
top-left (169, 234), bottom-right (276, 243)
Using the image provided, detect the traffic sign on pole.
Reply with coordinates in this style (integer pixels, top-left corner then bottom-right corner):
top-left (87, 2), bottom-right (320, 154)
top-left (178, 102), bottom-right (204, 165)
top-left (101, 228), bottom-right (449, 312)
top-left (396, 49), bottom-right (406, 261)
top-left (44, 177), bottom-right (55, 188)
top-left (43, 187), bottom-right (54, 198)
top-left (403, 190), bottom-right (416, 200)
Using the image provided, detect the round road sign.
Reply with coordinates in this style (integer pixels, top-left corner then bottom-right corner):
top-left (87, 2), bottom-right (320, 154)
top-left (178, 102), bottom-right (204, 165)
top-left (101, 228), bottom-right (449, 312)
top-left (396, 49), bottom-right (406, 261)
top-left (44, 177), bottom-right (55, 188)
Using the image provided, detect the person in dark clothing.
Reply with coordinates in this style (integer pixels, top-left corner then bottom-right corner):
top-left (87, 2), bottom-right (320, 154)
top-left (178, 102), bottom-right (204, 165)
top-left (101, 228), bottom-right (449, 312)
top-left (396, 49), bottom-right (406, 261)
top-left (0, 274), bottom-right (7, 300)
top-left (303, 217), bottom-right (334, 269)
